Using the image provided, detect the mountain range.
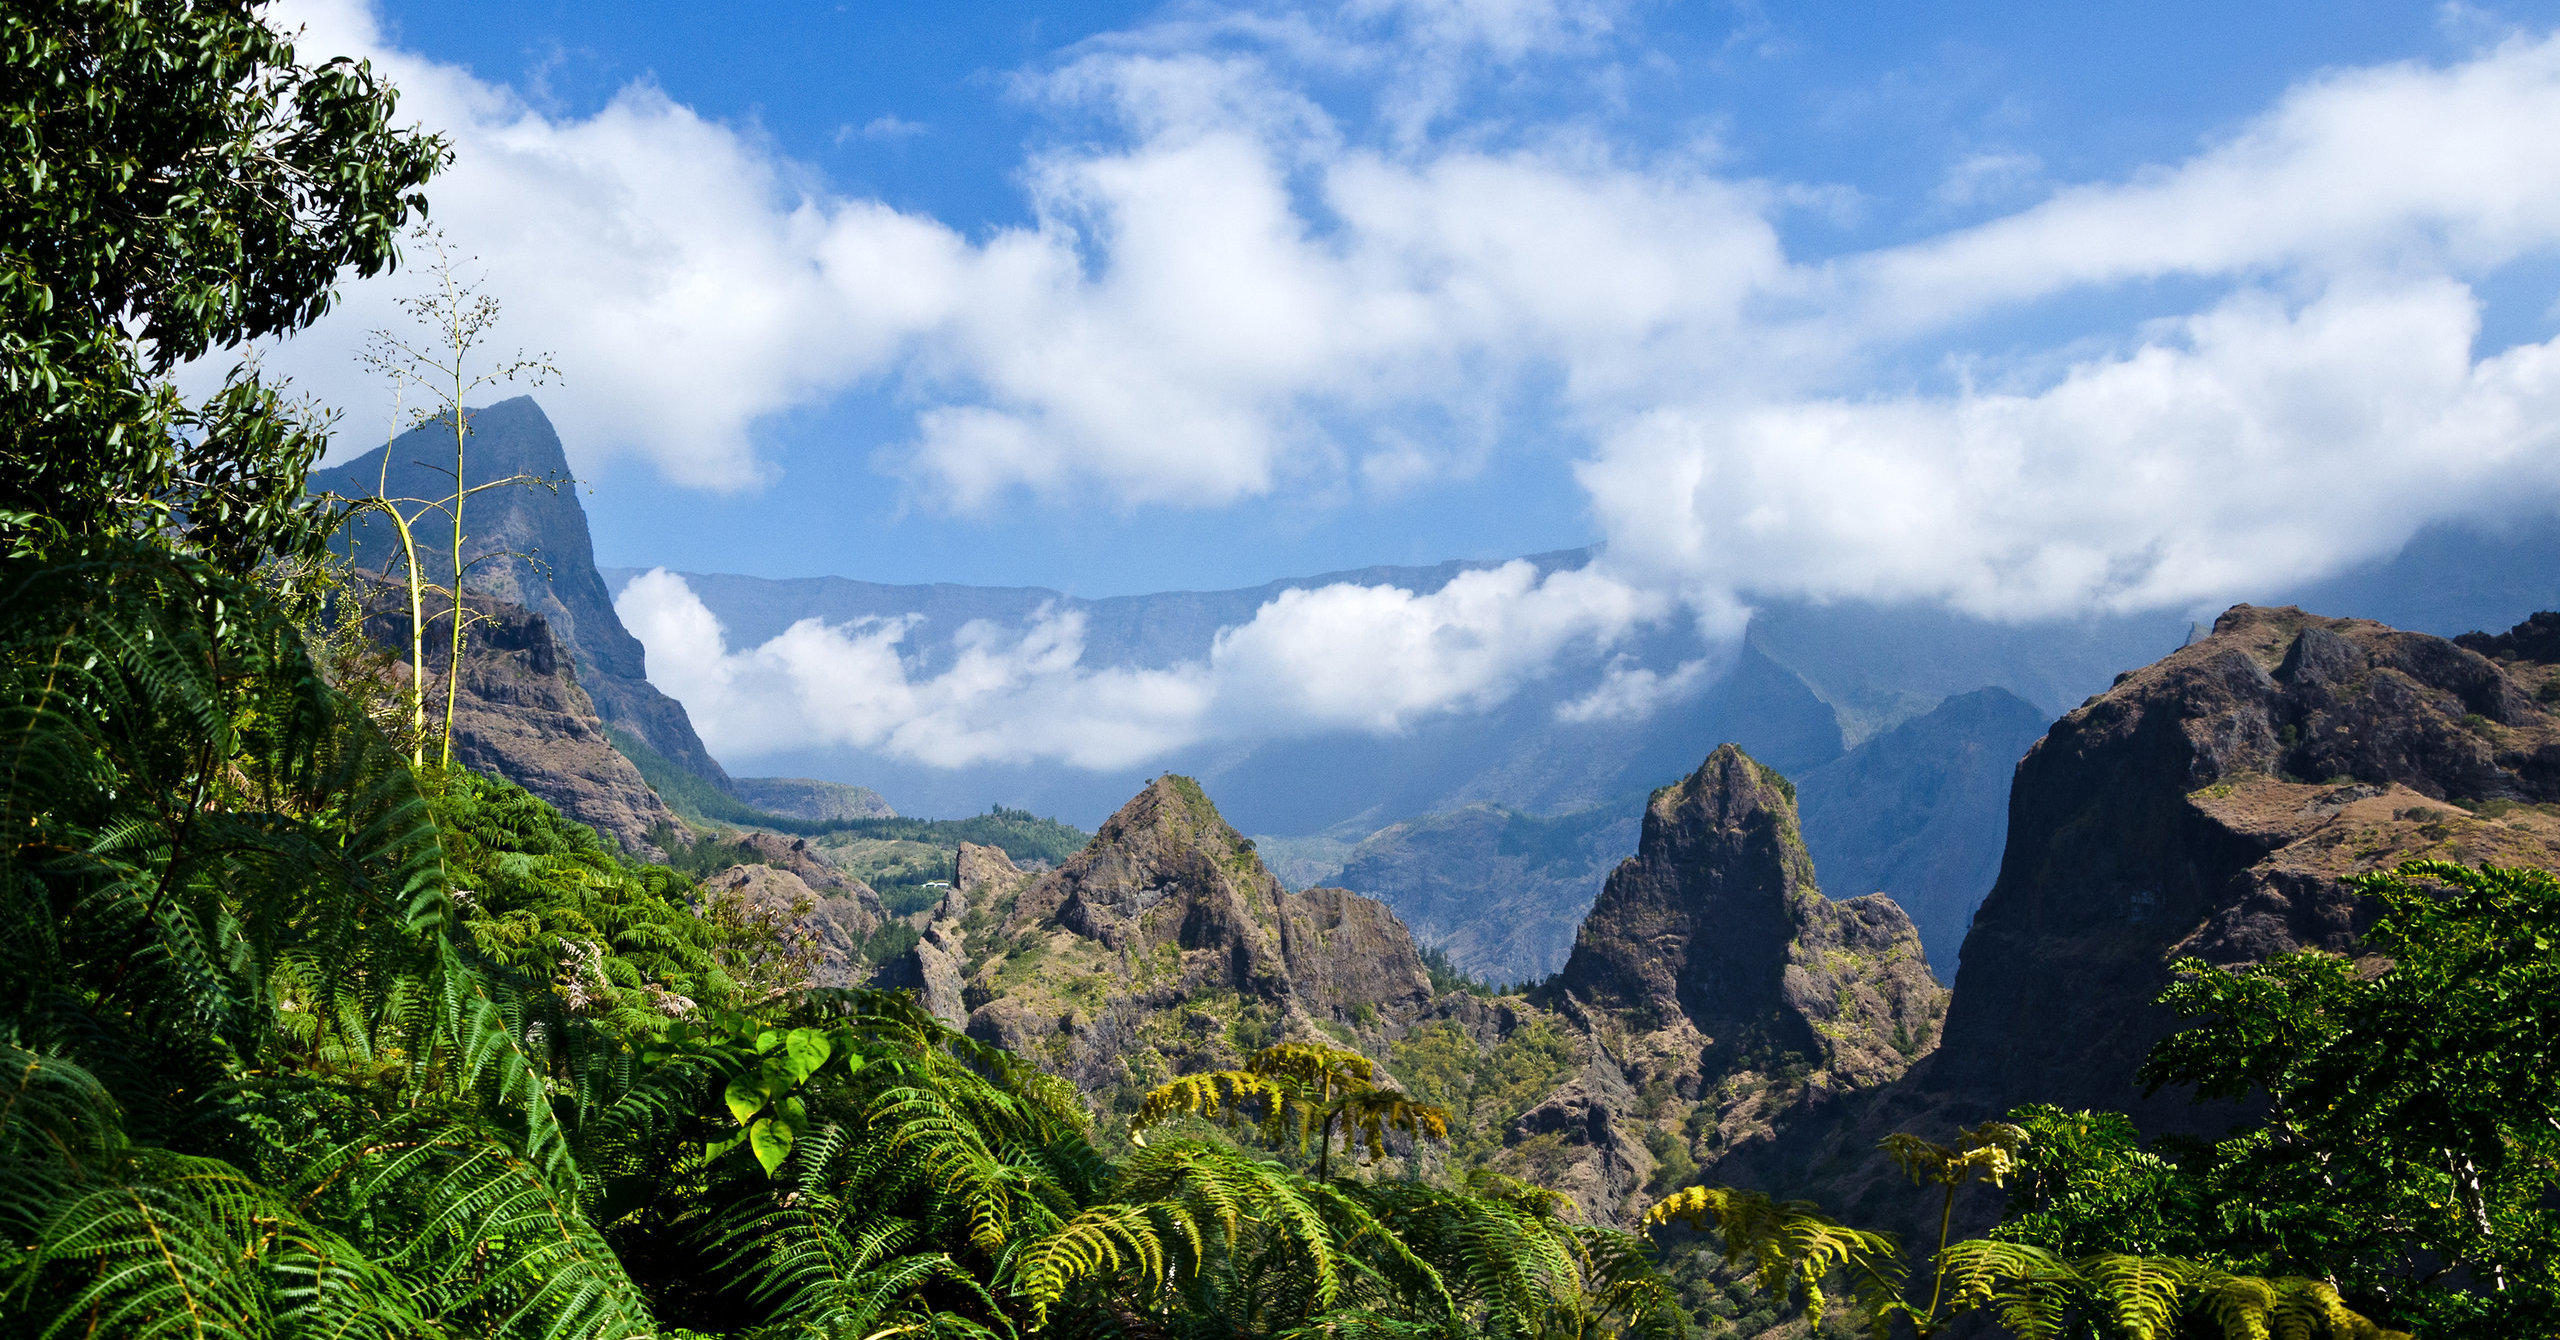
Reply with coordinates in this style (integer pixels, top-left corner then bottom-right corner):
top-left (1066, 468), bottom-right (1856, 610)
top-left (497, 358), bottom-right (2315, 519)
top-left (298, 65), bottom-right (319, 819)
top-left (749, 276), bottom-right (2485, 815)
top-left (313, 396), bottom-right (2560, 982)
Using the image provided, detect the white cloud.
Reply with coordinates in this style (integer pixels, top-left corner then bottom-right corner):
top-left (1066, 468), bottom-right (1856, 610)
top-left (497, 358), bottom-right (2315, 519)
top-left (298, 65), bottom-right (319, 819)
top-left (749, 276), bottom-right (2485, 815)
top-left (258, 3), bottom-right (2560, 764)
top-left (1555, 654), bottom-right (1716, 724)
top-left (1853, 34), bottom-right (2560, 330)
top-left (618, 560), bottom-right (1662, 768)
top-left (856, 115), bottom-right (928, 142)
top-left (1584, 280), bottom-right (2560, 619)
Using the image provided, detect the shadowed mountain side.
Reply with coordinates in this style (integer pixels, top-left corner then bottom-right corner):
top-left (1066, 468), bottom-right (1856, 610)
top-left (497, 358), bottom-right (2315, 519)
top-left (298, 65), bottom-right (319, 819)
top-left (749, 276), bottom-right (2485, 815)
top-left (1701, 605), bottom-right (2560, 1241)
top-left (310, 398), bottom-right (732, 791)
top-left (2282, 511), bottom-right (2560, 638)
top-left (1524, 745), bottom-right (1946, 1222)
top-left (1327, 802), bottom-right (1642, 986)
top-left (1794, 687), bottom-right (2053, 978)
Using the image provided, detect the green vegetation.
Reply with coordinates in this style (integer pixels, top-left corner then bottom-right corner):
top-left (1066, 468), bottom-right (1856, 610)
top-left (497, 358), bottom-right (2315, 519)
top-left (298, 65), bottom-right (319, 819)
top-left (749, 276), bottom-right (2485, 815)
top-left (1393, 1017), bottom-right (1583, 1167)
top-left (1646, 1129), bottom-right (2400, 1340)
top-left (4, 7), bottom-right (2556, 1340)
top-left (0, 545), bottom-right (1694, 1340)
top-left (0, 0), bottom-right (439, 571)
top-left (1994, 860), bottom-right (2560, 1337)
top-left (1647, 861), bottom-right (2560, 1337)
top-left (1423, 941), bottom-right (1526, 996)
top-left (615, 723), bottom-right (783, 825)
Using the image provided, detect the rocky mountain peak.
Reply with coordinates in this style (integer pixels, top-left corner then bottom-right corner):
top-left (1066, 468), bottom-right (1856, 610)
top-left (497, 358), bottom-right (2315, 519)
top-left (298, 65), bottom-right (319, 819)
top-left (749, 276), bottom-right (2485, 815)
top-left (1708, 607), bottom-right (2560, 1247)
top-left (1000, 774), bottom-right (1291, 995)
top-left (1552, 743), bottom-right (1813, 1024)
top-left (958, 774), bottom-right (1433, 1090)
top-left (1930, 605), bottom-right (2560, 1122)
top-left (311, 397), bottom-right (732, 791)
top-left (1550, 744), bottom-right (1943, 1088)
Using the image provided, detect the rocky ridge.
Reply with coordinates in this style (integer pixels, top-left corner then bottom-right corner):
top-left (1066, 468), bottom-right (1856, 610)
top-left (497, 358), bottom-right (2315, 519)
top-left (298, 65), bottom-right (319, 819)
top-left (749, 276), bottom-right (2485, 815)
top-left (1703, 605), bottom-right (2560, 1235)
top-left (1526, 745), bottom-right (1947, 1218)
top-left (731, 776), bottom-right (897, 822)
top-left (881, 761), bottom-right (1941, 1227)
top-left (948, 776), bottom-right (1436, 1093)
top-left (696, 833), bottom-right (891, 990)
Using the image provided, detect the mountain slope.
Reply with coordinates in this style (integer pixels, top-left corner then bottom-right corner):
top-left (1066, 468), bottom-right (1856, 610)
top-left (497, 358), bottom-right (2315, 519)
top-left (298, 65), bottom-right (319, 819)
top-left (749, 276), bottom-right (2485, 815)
top-left (355, 577), bottom-right (676, 852)
top-left (1283, 684), bottom-right (2047, 984)
top-left (1793, 686), bottom-right (2051, 977)
top-left (311, 397), bottom-right (732, 790)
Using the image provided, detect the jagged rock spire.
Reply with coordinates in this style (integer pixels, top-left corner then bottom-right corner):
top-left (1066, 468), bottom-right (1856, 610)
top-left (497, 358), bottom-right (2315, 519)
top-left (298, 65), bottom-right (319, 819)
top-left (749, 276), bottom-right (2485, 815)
top-left (1552, 743), bottom-right (1944, 1088)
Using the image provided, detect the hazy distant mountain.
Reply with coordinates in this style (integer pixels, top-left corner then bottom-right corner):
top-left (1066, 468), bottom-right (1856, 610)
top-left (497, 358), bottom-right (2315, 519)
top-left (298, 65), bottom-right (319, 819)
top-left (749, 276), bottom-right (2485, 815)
top-left (624, 489), bottom-right (2556, 981)
top-left (1793, 687), bottom-right (2052, 976)
top-left (1281, 684), bottom-right (2049, 983)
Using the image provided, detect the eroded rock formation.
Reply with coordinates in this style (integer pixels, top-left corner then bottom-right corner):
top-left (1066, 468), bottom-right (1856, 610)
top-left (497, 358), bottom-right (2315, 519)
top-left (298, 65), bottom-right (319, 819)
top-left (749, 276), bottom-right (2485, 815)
top-left (948, 777), bottom-right (1439, 1089)
top-left (696, 833), bottom-right (890, 990)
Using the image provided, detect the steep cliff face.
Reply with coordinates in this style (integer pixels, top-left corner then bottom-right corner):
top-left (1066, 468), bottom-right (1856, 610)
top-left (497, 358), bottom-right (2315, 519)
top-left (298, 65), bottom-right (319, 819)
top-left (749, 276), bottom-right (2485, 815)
top-left (897, 760), bottom-right (1943, 1229)
top-left (362, 580), bottom-right (677, 852)
top-left (1795, 687), bottom-right (2051, 978)
top-left (731, 777), bottom-right (896, 821)
top-left (1523, 745), bottom-right (1944, 1221)
top-left (312, 397), bottom-right (732, 790)
top-left (1552, 745), bottom-right (1945, 1087)
top-left (1705, 606), bottom-right (2560, 1236)
top-left (1930, 604), bottom-right (2560, 1126)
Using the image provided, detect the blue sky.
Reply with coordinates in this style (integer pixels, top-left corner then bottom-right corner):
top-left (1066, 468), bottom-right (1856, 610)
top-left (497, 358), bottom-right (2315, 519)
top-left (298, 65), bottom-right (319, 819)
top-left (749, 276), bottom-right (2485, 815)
top-left (258, 0), bottom-right (2560, 774)
top-left (309, 1), bottom-right (2559, 595)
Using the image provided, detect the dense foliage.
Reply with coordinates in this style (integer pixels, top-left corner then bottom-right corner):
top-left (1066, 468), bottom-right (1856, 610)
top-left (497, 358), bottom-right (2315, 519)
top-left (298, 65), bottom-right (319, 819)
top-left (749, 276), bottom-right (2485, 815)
top-left (0, 0), bottom-right (441, 568)
top-left (6, 6), bottom-right (2557, 1340)
top-left (0, 546), bottom-right (1702, 1340)
top-left (1988, 861), bottom-right (2560, 1338)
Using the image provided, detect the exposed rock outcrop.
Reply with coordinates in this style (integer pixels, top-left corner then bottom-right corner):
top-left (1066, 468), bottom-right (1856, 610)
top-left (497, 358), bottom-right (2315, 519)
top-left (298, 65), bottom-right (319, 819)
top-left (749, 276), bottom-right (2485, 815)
top-left (944, 776), bottom-right (1442, 1093)
top-left (1795, 687), bottom-right (2051, 978)
top-left (1551, 745), bottom-right (1945, 1086)
top-left (1706, 606), bottom-right (2560, 1237)
top-left (732, 776), bottom-right (896, 822)
top-left (359, 579), bottom-right (677, 853)
top-left (1514, 745), bottom-right (1945, 1221)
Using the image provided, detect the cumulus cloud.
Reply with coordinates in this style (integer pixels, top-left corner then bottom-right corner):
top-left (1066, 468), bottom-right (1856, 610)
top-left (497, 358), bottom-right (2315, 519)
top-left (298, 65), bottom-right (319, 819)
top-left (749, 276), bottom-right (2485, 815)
top-left (1587, 280), bottom-right (2560, 619)
top-left (618, 561), bottom-right (1660, 768)
top-left (258, 2), bottom-right (2560, 765)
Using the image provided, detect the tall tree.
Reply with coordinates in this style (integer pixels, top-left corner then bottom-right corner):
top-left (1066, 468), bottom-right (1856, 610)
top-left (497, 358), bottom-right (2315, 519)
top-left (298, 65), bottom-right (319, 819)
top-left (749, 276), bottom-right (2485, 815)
top-left (0, 0), bottom-right (442, 570)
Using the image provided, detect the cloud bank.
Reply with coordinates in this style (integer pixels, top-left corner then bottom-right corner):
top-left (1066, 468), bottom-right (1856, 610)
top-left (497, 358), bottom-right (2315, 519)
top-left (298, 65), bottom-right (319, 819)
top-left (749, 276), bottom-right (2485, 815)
top-left (618, 560), bottom-right (1656, 768)
top-left (267, 1), bottom-right (2560, 768)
